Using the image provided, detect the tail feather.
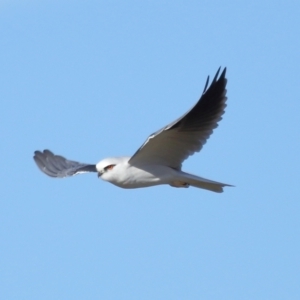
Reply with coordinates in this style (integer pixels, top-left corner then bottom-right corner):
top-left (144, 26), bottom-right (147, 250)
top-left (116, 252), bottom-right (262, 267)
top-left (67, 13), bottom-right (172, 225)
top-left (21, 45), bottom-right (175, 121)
top-left (177, 171), bottom-right (233, 193)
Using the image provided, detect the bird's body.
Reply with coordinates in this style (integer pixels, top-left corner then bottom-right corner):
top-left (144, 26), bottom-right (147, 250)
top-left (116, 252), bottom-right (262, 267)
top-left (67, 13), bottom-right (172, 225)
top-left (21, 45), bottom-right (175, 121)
top-left (100, 159), bottom-right (175, 189)
top-left (34, 68), bottom-right (232, 193)
top-left (95, 157), bottom-right (228, 192)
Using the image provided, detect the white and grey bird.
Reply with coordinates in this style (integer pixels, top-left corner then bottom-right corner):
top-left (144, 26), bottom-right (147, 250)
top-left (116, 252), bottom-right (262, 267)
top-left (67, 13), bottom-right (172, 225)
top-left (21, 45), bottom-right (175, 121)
top-left (34, 68), bottom-right (232, 193)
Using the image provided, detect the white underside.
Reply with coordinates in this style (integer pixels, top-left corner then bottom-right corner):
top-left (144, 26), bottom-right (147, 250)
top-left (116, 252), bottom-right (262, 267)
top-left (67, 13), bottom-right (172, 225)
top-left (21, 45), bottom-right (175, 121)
top-left (100, 160), bottom-right (230, 193)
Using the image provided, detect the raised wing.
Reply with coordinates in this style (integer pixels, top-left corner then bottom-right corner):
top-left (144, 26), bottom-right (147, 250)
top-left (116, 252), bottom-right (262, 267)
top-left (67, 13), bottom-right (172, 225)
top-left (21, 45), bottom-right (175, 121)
top-left (33, 150), bottom-right (96, 178)
top-left (129, 68), bottom-right (227, 169)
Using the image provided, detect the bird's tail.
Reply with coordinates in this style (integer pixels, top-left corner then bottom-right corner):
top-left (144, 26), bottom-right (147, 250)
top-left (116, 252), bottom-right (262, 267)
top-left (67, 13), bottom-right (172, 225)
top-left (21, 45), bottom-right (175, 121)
top-left (175, 171), bottom-right (233, 193)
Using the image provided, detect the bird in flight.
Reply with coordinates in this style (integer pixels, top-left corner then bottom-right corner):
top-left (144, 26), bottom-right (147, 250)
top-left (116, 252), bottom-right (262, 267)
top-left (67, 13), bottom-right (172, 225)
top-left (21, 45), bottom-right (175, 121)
top-left (34, 67), bottom-right (232, 193)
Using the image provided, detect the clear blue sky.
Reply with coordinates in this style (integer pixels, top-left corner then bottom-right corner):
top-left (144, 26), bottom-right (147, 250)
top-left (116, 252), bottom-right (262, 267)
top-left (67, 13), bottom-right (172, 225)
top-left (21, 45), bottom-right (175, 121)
top-left (1, 1), bottom-right (300, 299)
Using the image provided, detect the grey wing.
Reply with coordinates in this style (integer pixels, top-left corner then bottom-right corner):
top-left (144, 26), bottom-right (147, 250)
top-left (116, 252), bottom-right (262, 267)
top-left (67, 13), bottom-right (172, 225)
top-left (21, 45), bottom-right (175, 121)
top-left (33, 150), bottom-right (97, 178)
top-left (129, 67), bottom-right (228, 169)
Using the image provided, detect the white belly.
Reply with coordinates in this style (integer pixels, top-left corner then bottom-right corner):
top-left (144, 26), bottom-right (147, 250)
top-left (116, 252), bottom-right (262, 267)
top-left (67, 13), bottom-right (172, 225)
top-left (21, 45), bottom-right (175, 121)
top-left (108, 164), bottom-right (177, 189)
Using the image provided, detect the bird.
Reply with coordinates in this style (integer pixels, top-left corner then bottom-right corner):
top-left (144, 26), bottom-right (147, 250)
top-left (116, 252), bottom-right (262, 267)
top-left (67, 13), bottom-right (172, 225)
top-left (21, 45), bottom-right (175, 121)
top-left (33, 67), bottom-right (232, 193)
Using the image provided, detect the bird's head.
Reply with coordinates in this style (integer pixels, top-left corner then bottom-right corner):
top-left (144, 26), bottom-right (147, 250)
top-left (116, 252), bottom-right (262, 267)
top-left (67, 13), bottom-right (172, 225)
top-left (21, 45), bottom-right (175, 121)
top-left (96, 157), bottom-right (129, 183)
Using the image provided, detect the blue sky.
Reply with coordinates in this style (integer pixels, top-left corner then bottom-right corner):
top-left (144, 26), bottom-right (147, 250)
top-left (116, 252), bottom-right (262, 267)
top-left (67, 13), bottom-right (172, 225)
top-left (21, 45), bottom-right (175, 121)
top-left (1, 0), bottom-right (300, 299)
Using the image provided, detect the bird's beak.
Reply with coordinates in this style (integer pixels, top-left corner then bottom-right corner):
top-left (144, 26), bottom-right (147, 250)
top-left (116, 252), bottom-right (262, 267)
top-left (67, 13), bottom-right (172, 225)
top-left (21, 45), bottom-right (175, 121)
top-left (97, 172), bottom-right (102, 178)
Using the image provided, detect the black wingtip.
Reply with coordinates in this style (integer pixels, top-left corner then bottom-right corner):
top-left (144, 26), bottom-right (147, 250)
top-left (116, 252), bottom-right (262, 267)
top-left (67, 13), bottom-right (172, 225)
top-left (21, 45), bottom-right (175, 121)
top-left (202, 67), bottom-right (227, 94)
top-left (202, 76), bottom-right (210, 94)
top-left (213, 66), bottom-right (227, 83)
top-left (213, 67), bottom-right (221, 82)
top-left (220, 67), bottom-right (227, 80)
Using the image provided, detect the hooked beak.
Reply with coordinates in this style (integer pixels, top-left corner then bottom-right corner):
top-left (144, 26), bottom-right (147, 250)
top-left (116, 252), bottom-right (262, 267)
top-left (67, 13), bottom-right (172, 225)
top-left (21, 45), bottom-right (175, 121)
top-left (97, 171), bottom-right (103, 178)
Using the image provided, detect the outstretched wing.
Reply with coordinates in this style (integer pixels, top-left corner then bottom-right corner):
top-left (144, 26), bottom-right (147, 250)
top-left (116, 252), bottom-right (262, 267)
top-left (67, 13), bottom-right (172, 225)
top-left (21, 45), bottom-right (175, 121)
top-left (129, 67), bottom-right (227, 169)
top-left (33, 150), bottom-right (97, 178)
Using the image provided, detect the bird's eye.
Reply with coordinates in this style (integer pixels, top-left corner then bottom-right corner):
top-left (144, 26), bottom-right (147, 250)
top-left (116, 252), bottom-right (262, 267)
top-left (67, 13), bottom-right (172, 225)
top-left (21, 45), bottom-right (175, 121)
top-left (104, 164), bottom-right (115, 171)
